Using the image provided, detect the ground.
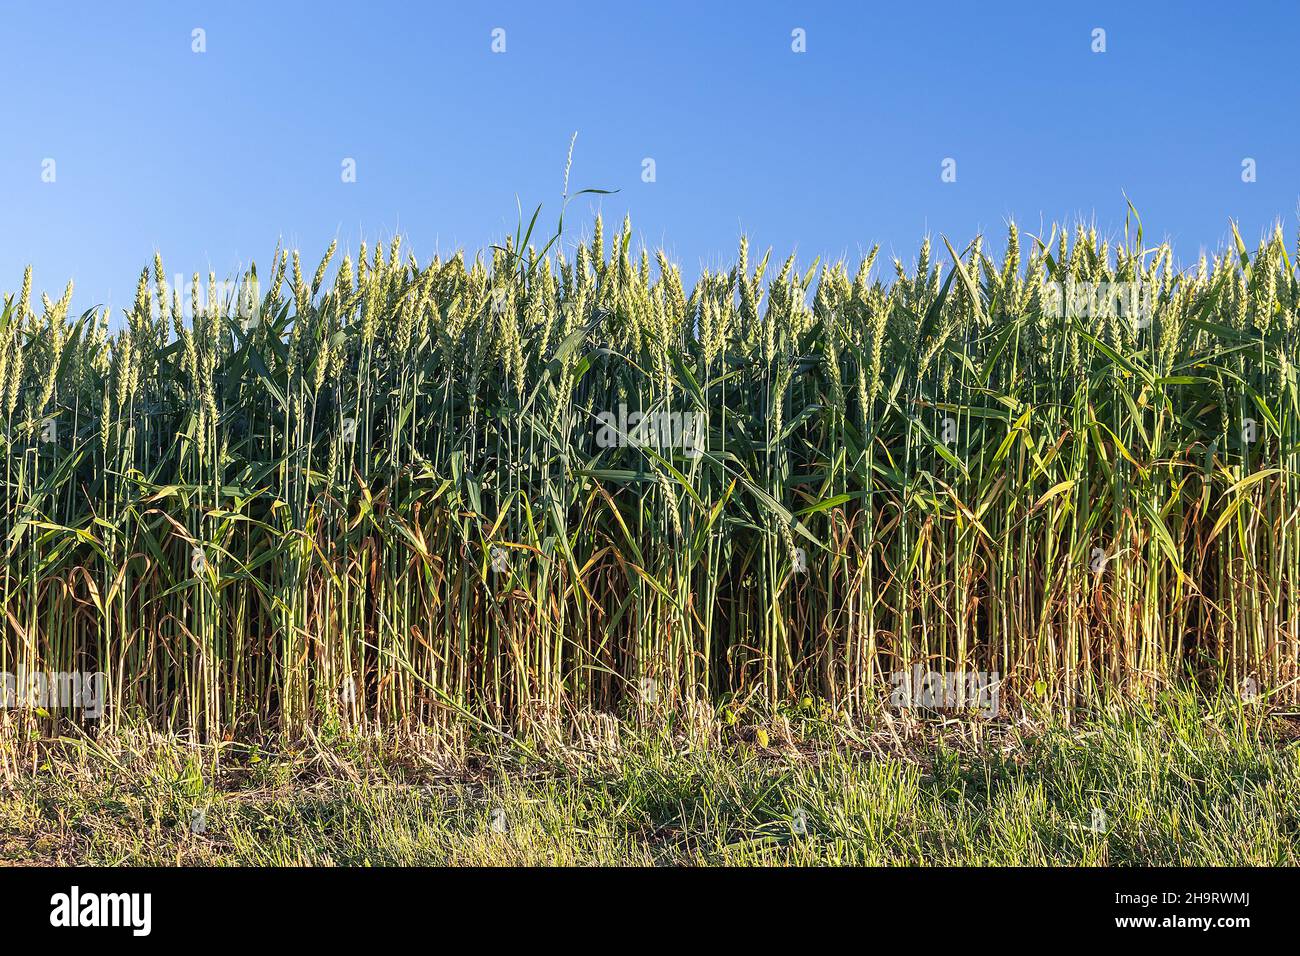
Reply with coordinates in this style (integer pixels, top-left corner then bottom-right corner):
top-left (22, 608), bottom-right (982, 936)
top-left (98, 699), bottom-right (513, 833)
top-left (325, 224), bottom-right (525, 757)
top-left (1, 690), bottom-right (1296, 866)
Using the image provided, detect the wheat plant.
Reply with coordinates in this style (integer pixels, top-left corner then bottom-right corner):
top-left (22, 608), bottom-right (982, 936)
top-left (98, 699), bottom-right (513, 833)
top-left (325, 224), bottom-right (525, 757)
top-left (1, 213), bottom-right (1296, 737)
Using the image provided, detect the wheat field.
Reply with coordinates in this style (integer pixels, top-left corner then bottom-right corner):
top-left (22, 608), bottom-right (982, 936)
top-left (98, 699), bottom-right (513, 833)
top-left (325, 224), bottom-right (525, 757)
top-left (1, 214), bottom-right (1296, 738)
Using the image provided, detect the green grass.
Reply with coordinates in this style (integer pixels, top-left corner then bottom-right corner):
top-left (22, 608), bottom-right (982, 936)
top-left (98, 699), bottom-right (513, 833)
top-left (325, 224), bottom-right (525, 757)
top-left (3, 690), bottom-right (1297, 866)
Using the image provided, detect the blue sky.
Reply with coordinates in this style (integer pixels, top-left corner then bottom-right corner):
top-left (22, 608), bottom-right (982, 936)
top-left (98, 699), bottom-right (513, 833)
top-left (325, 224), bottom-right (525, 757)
top-left (3, 0), bottom-right (1297, 315)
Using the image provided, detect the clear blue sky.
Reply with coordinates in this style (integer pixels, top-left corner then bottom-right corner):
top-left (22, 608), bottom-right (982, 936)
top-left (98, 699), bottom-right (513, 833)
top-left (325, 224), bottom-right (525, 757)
top-left (3, 0), bottom-right (1298, 315)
